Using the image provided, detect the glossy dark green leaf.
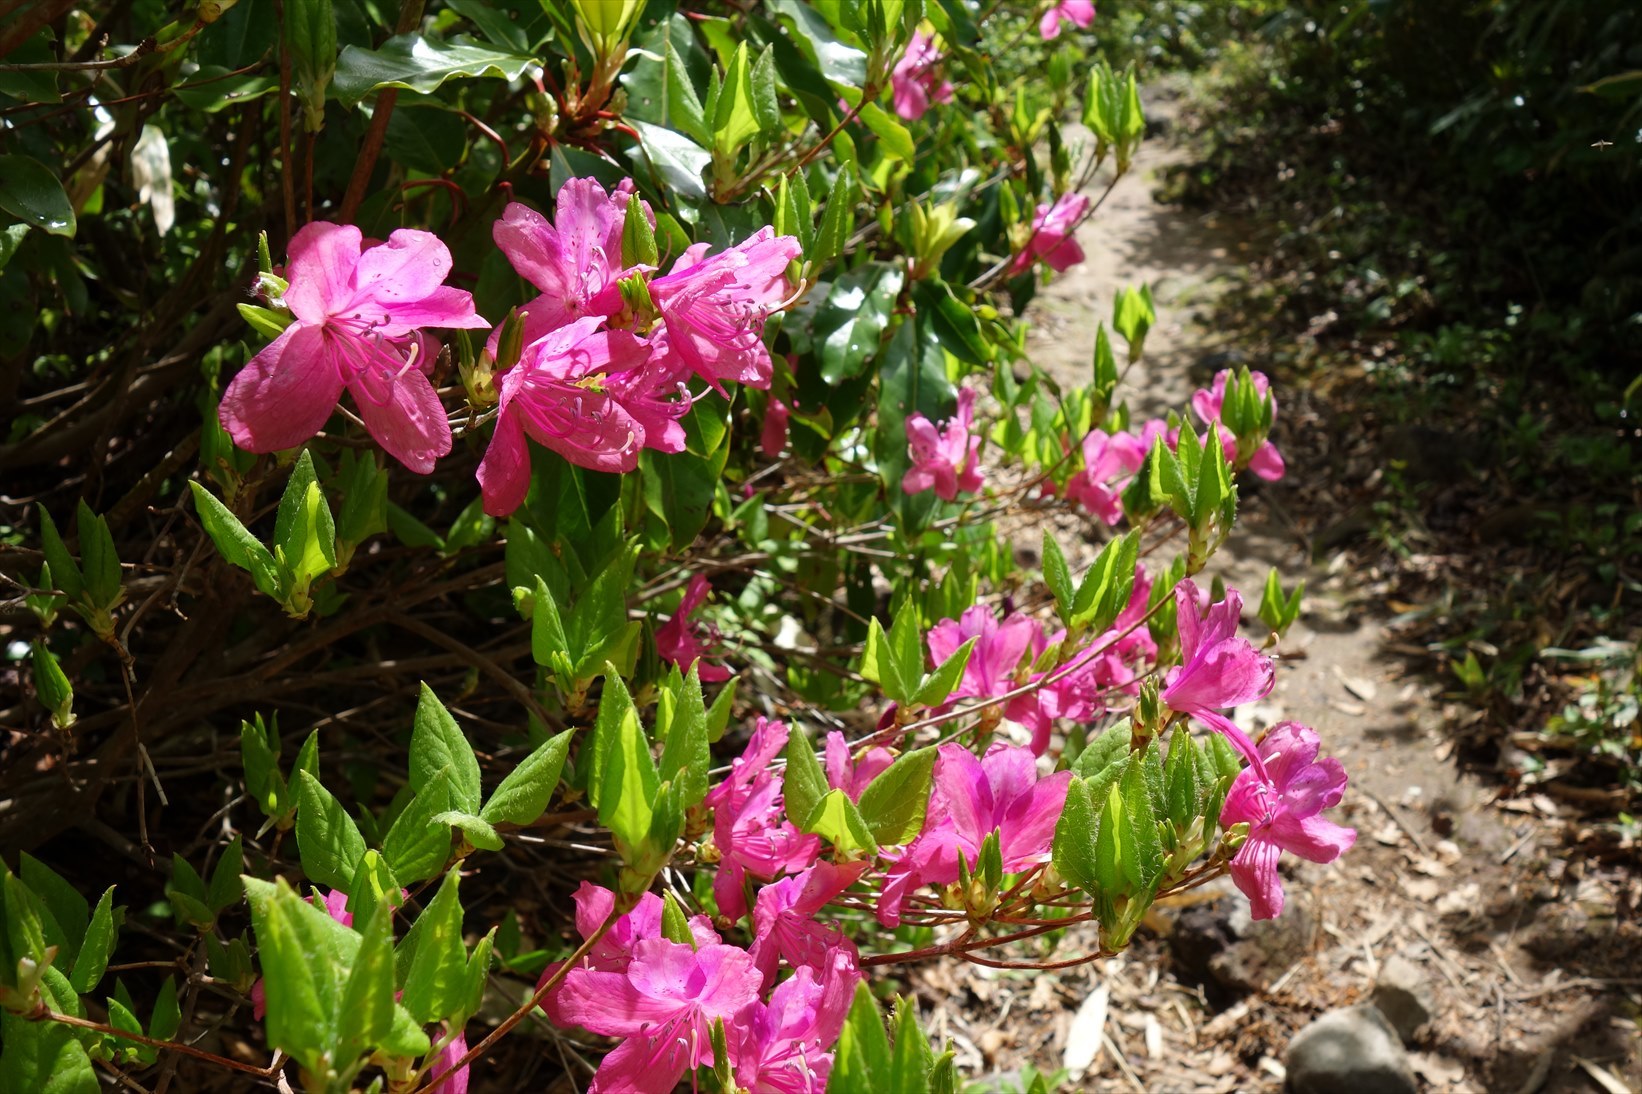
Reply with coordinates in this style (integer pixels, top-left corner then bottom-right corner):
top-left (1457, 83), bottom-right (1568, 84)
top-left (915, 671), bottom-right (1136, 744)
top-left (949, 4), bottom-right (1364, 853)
top-left (334, 33), bottom-right (535, 104)
top-left (0, 156), bottom-right (75, 237)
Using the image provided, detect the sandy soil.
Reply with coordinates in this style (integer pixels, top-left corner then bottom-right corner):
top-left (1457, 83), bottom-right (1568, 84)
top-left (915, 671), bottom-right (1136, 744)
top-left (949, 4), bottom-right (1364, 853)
top-left (918, 96), bottom-right (1642, 1094)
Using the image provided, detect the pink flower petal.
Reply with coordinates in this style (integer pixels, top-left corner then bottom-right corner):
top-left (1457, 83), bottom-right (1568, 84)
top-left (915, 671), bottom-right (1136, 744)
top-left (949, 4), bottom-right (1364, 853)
top-left (219, 323), bottom-right (344, 453)
top-left (348, 360), bottom-right (452, 475)
top-left (283, 222), bottom-right (363, 325)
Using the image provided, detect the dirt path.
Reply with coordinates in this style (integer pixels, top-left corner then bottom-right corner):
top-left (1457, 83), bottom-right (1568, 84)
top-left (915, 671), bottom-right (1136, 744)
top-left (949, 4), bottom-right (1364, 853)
top-left (925, 92), bottom-right (1642, 1093)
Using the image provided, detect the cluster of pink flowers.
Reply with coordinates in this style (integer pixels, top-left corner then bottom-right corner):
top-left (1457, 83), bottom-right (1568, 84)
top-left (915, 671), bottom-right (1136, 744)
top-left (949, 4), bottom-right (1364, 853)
top-left (540, 760), bottom-right (863, 1092)
top-left (219, 178), bottom-right (800, 517)
top-left (1053, 368), bottom-right (1285, 525)
top-left (1011, 192), bottom-right (1091, 275)
top-left (902, 385), bottom-right (985, 501)
top-left (1040, 0), bottom-right (1097, 39)
top-left (924, 568), bottom-right (1157, 754)
top-left (891, 30), bottom-right (953, 121)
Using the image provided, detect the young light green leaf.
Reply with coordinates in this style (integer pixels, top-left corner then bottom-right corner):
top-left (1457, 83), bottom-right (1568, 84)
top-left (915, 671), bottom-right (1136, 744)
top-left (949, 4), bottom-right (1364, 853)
top-left (912, 636), bottom-right (976, 708)
top-left (294, 770), bottom-right (367, 892)
top-left (29, 642), bottom-right (73, 730)
top-left (1042, 530), bottom-right (1074, 625)
top-left (802, 788), bottom-right (877, 857)
top-left (69, 887), bottom-right (117, 994)
top-left (381, 780), bottom-right (454, 886)
top-left (856, 747), bottom-right (935, 845)
top-left (410, 683), bottom-right (481, 814)
top-left (36, 506), bottom-right (83, 601)
top-left (479, 729), bottom-right (571, 827)
top-left (334, 898), bottom-right (395, 1065)
top-left (74, 501), bottom-right (121, 611)
top-left (782, 725), bottom-right (829, 829)
top-left (397, 868), bottom-right (465, 1024)
top-left (189, 481), bottom-right (284, 599)
top-left (433, 810), bottom-right (504, 852)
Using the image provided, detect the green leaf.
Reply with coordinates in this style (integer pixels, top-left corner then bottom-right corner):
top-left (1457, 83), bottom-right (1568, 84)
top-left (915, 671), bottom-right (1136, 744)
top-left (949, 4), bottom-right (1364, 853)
top-left (859, 617), bottom-right (910, 704)
top-left (29, 641), bottom-right (73, 729)
top-left (166, 853), bottom-right (214, 929)
top-left (334, 898), bottom-right (395, 1064)
top-left (599, 690), bottom-right (659, 857)
top-left (815, 263), bottom-right (904, 383)
top-left (783, 725), bottom-right (829, 830)
top-left (36, 506), bottom-right (83, 601)
top-left (75, 501), bottom-right (121, 610)
top-left (410, 683), bottom-right (481, 815)
top-left (656, 667), bottom-right (710, 811)
top-left (241, 715), bottom-right (287, 821)
top-left (189, 481), bottom-right (284, 599)
top-left (660, 892), bottom-right (694, 947)
top-left (1052, 774), bottom-right (1098, 893)
top-left (627, 118), bottom-right (711, 203)
top-left (0, 970), bottom-right (96, 1093)
top-left (912, 636), bottom-right (975, 708)
top-left (208, 835), bottom-right (245, 914)
top-left (811, 166), bottom-right (857, 269)
top-left (0, 155), bottom-right (75, 237)
top-left (18, 853), bottom-right (86, 967)
top-left (480, 729), bottom-right (571, 827)
top-left (294, 770), bottom-right (367, 892)
top-left (334, 33), bottom-right (535, 103)
top-left (890, 995), bottom-right (933, 1093)
top-left (832, 982), bottom-right (892, 1093)
top-left (802, 788), bottom-right (877, 857)
top-left (586, 671), bottom-right (638, 810)
top-left (274, 450), bottom-right (336, 583)
top-left (856, 747), bottom-right (935, 845)
top-left (69, 887), bottom-right (117, 994)
top-left (713, 42), bottom-right (763, 155)
top-left (398, 868), bottom-right (466, 1023)
top-left (381, 780), bottom-right (454, 886)
top-left (1042, 530), bottom-right (1074, 625)
top-left (1119, 759), bottom-right (1164, 890)
top-left (659, 36), bottom-right (710, 145)
top-left (432, 810), bottom-right (504, 852)
top-left (529, 575), bottom-right (572, 671)
top-left (1073, 530), bottom-right (1139, 633)
top-left (344, 851), bottom-right (401, 924)
top-left (243, 877), bottom-right (348, 1078)
top-left (857, 101), bottom-right (915, 162)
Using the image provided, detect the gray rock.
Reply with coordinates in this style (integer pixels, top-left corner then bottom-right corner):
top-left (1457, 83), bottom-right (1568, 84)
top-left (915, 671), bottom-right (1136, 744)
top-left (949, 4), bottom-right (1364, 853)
top-left (1285, 1005), bottom-right (1417, 1094)
top-left (1371, 955), bottom-right (1435, 1044)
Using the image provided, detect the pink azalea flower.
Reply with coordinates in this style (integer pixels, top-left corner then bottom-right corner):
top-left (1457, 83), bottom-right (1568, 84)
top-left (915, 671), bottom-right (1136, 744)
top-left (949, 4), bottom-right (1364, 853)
top-left (903, 386), bottom-right (985, 501)
top-left (891, 30), bottom-right (953, 121)
top-left (1161, 579), bottom-right (1274, 771)
top-left (927, 603), bottom-right (1044, 704)
top-left (877, 743), bottom-right (1070, 926)
top-left (1010, 193), bottom-right (1090, 274)
top-left (1190, 368), bottom-right (1285, 481)
top-left (762, 397), bottom-right (791, 457)
top-left (648, 227), bottom-right (801, 391)
top-left (824, 731), bottom-right (894, 801)
top-left (1040, 0), bottom-right (1096, 39)
top-left (490, 180), bottom-right (645, 351)
top-left (703, 718), bottom-right (822, 920)
top-left (729, 947), bottom-right (860, 1094)
top-left (1221, 721), bottom-right (1355, 919)
top-left (748, 861), bottom-right (869, 986)
top-left (653, 574), bottom-right (733, 683)
top-left (475, 316), bottom-right (689, 516)
top-left (554, 937), bottom-right (763, 1094)
top-left (537, 882), bottom-right (719, 1026)
top-left (220, 222), bottom-right (489, 473)
top-left (1063, 428), bottom-right (1148, 524)
top-left (426, 1027), bottom-right (469, 1094)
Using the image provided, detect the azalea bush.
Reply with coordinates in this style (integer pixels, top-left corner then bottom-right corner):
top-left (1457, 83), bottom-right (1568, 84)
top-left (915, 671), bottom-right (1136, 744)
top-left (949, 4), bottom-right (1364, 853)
top-left (1, 1), bottom-right (1352, 1091)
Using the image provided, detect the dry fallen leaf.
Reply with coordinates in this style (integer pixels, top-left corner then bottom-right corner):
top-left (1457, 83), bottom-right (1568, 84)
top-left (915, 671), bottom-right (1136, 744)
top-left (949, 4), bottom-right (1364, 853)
top-left (1063, 983), bottom-right (1109, 1080)
top-left (1333, 665), bottom-right (1380, 701)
